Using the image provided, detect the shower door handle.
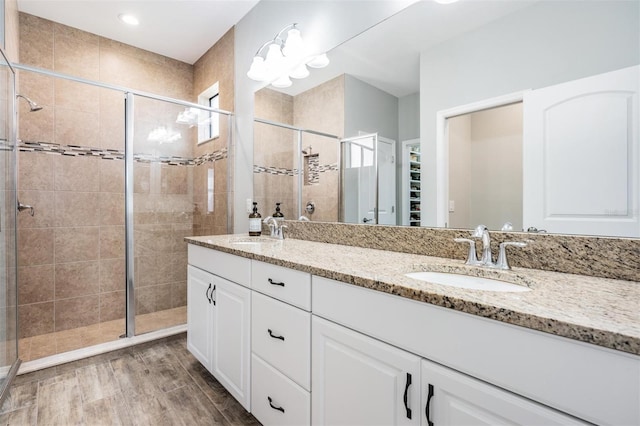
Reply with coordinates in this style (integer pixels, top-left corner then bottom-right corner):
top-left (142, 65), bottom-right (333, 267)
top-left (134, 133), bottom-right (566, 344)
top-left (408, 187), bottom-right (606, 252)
top-left (17, 200), bottom-right (34, 216)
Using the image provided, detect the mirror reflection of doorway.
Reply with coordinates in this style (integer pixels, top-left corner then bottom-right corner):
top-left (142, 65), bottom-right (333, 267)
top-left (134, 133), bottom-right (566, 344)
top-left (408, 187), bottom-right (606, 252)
top-left (446, 103), bottom-right (523, 231)
top-left (340, 134), bottom-right (396, 225)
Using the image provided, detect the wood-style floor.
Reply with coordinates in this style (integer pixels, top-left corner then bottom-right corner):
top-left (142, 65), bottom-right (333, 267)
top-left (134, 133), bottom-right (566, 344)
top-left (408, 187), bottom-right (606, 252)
top-left (0, 333), bottom-right (260, 425)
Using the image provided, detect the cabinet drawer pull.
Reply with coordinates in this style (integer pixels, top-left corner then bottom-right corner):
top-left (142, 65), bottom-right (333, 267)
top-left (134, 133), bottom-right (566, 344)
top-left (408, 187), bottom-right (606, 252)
top-left (267, 396), bottom-right (285, 413)
top-left (206, 283), bottom-right (212, 304)
top-left (212, 285), bottom-right (216, 306)
top-left (425, 383), bottom-right (434, 426)
top-left (267, 329), bottom-right (285, 341)
top-left (404, 372), bottom-right (412, 419)
top-left (268, 278), bottom-right (285, 287)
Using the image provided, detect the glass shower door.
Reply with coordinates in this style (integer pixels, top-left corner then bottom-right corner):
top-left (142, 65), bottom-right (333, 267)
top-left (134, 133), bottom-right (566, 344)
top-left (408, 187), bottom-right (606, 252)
top-left (130, 94), bottom-right (230, 335)
top-left (0, 49), bottom-right (20, 403)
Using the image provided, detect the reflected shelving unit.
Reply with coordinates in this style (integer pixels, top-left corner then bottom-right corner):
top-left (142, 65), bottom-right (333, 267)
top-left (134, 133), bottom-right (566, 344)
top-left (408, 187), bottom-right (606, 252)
top-left (402, 139), bottom-right (421, 226)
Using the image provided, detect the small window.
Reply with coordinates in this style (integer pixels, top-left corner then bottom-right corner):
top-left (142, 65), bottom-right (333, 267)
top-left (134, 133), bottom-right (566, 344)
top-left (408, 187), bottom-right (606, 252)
top-left (198, 82), bottom-right (220, 144)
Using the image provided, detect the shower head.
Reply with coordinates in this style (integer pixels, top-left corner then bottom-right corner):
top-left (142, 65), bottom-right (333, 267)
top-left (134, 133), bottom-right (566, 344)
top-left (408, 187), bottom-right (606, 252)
top-left (16, 94), bottom-right (43, 112)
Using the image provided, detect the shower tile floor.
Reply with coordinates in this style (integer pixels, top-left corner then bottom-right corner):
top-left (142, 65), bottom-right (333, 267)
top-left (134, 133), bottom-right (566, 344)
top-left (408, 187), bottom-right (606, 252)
top-left (0, 333), bottom-right (260, 425)
top-left (18, 307), bottom-right (187, 362)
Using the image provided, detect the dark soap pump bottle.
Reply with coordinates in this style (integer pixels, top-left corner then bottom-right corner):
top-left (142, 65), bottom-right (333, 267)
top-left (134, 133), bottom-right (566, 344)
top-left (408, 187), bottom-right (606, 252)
top-left (249, 202), bottom-right (262, 236)
top-left (273, 202), bottom-right (284, 225)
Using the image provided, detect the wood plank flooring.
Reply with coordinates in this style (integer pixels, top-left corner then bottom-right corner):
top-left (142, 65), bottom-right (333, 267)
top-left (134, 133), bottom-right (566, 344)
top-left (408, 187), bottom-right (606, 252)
top-left (0, 333), bottom-right (261, 425)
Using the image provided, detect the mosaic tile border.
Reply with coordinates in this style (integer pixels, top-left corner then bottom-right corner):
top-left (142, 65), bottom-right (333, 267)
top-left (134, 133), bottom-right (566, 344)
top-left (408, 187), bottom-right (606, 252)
top-left (253, 162), bottom-right (338, 177)
top-left (18, 140), bottom-right (227, 166)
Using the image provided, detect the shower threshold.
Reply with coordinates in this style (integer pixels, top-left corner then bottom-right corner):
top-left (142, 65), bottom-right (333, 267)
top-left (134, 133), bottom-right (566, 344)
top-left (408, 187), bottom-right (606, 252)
top-left (18, 306), bottom-right (186, 366)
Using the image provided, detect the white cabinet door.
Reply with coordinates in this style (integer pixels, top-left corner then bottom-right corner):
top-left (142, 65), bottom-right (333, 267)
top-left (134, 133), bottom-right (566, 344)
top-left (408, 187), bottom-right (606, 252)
top-left (312, 316), bottom-right (420, 426)
top-left (421, 359), bottom-right (586, 426)
top-left (187, 265), bottom-right (213, 370)
top-left (523, 65), bottom-right (639, 237)
top-left (210, 275), bottom-right (252, 410)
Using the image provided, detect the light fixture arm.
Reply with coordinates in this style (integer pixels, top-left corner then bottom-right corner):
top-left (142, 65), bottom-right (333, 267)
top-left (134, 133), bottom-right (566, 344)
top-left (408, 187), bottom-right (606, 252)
top-left (253, 23), bottom-right (298, 58)
top-left (247, 22), bottom-right (328, 87)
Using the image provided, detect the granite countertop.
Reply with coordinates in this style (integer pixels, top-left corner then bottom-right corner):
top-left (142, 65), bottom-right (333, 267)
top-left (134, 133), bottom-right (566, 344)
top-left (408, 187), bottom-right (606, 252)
top-left (185, 234), bottom-right (640, 356)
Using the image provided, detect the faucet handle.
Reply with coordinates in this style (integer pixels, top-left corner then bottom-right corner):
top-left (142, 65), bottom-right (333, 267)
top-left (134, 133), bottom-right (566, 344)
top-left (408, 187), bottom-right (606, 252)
top-left (454, 238), bottom-right (479, 265)
top-left (278, 224), bottom-right (288, 240)
top-left (496, 241), bottom-right (527, 270)
top-left (471, 224), bottom-right (488, 238)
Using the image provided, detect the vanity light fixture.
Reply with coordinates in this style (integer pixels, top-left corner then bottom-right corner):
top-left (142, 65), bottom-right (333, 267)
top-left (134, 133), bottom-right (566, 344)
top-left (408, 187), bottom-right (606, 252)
top-left (247, 23), bottom-right (329, 89)
top-left (118, 13), bottom-right (139, 26)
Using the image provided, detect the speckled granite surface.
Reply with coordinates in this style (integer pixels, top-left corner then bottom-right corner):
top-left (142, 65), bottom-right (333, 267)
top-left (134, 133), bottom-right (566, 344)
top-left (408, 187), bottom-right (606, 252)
top-left (186, 234), bottom-right (640, 356)
top-left (280, 221), bottom-right (640, 282)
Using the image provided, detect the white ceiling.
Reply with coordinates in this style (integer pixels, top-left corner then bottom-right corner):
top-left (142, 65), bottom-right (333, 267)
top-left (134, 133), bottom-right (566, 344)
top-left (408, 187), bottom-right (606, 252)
top-left (16, 0), bottom-right (537, 95)
top-left (276, 0), bottom-right (537, 97)
top-left (16, 0), bottom-right (259, 64)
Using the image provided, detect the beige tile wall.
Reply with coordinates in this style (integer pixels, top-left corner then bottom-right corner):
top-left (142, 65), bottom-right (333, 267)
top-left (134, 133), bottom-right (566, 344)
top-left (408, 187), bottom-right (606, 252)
top-left (192, 28), bottom-right (234, 237)
top-left (254, 77), bottom-right (344, 222)
top-left (16, 14), bottom-right (233, 338)
top-left (254, 89), bottom-right (297, 220)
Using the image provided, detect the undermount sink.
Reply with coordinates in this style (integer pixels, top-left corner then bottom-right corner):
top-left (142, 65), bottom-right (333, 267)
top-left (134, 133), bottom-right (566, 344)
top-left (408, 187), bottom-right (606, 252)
top-left (405, 271), bottom-right (531, 292)
top-left (228, 237), bottom-right (278, 245)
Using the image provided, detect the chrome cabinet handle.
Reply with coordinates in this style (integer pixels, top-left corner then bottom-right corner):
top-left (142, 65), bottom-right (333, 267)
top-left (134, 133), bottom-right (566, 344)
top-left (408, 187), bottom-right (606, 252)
top-left (17, 200), bottom-right (34, 216)
top-left (363, 217), bottom-right (373, 223)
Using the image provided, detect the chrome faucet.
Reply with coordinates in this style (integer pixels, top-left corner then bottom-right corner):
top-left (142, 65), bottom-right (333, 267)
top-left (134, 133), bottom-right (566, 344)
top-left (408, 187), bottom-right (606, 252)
top-left (455, 225), bottom-right (527, 270)
top-left (472, 224), bottom-right (494, 266)
top-left (263, 216), bottom-right (287, 240)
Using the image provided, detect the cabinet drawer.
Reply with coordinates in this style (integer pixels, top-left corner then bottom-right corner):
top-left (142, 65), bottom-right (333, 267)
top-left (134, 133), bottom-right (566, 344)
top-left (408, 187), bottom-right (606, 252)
top-left (252, 292), bottom-right (311, 390)
top-left (188, 244), bottom-right (251, 287)
top-left (251, 354), bottom-right (310, 426)
top-left (252, 261), bottom-right (311, 310)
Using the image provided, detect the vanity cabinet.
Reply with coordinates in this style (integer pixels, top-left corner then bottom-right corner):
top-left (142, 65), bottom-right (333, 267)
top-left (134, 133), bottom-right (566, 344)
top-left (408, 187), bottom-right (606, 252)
top-left (250, 261), bottom-right (312, 426)
top-left (186, 265), bottom-right (213, 368)
top-left (312, 276), bottom-right (639, 426)
top-left (312, 316), bottom-right (420, 426)
top-left (421, 359), bottom-right (585, 425)
top-left (187, 245), bottom-right (252, 410)
top-left (186, 244), bottom-right (639, 426)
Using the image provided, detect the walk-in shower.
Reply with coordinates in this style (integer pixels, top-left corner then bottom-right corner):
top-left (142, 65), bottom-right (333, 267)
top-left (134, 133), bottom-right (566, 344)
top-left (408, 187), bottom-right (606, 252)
top-left (0, 48), bottom-right (19, 405)
top-left (253, 117), bottom-right (339, 222)
top-left (10, 63), bottom-right (233, 364)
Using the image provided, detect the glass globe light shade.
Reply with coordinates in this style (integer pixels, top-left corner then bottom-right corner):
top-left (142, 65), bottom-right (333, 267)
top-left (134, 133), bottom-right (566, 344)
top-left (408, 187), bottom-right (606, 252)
top-left (265, 43), bottom-right (285, 75)
top-left (247, 56), bottom-right (267, 81)
top-left (271, 74), bottom-right (292, 88)
top-left (290, 63), bottom-right (310, 79)
top-left (282, 28), bottom-right (304, 58)
top-left (307, 53), bottom-right (330, 68)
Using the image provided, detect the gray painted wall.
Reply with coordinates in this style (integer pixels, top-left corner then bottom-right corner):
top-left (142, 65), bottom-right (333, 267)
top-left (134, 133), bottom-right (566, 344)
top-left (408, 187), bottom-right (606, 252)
top-left (419, 0), bottom-right (640, 226)
top-left (399, 92), bottom-right (419, 142)
top-left (344, 74), bottom-right (398, 141)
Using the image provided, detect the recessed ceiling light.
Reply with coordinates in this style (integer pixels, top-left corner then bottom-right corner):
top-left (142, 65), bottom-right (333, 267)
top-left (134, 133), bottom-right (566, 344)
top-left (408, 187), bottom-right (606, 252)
top-left (118, 14), bottom-right (139, 26)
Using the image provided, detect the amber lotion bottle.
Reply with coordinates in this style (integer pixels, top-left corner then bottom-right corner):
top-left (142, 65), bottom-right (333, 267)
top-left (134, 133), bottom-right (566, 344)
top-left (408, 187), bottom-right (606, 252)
top-left (249, 202), bottom-right (262, 236)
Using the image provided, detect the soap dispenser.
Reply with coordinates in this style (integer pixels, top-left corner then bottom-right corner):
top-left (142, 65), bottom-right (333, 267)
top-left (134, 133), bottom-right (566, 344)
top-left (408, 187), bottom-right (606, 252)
top-left (273, 202), bottom-right (284, 225)
top-left (249, 202), bottom-right (262, 236)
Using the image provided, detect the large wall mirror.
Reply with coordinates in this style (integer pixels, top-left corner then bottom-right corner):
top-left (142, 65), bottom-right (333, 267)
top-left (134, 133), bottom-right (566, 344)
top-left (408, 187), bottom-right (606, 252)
top-left (253, 0), bottom-right (639, 238)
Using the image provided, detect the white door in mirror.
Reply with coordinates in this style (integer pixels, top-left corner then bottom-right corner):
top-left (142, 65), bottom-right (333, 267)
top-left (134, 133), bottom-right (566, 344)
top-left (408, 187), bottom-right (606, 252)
top-left (523, 65), bottom-right (639, 237)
